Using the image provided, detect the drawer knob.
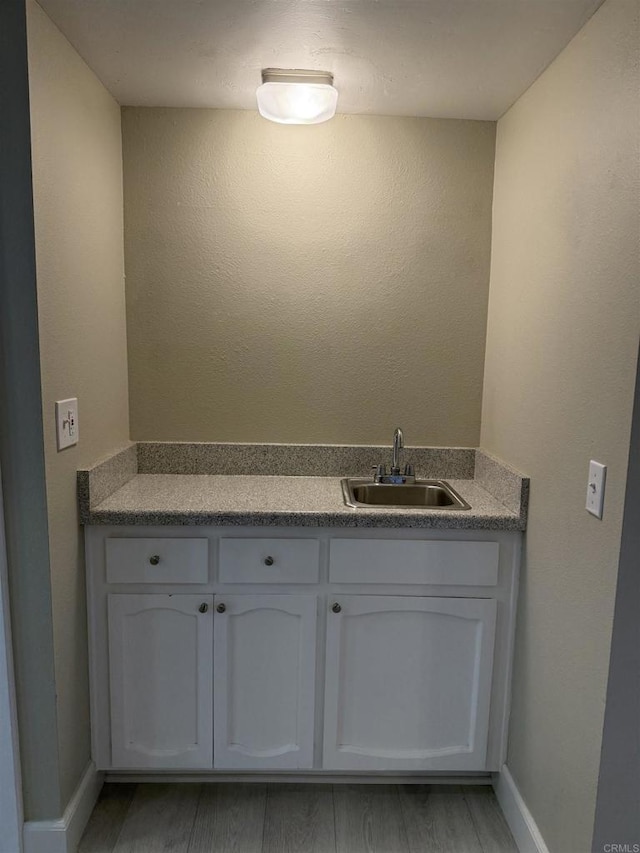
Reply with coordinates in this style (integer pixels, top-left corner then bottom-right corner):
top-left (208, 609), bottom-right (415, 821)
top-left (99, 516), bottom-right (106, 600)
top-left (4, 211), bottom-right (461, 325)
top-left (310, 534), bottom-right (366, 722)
top-left (264, 556), bottom-right (275, 566)
top-left (149, 555), bottom-right (160, 566)
top-left (332, 602), bottom-right (342, 613)
top-left (216, 603), bottom-right (226, 613)
top-left (199, 602), bottom-right (208, 613)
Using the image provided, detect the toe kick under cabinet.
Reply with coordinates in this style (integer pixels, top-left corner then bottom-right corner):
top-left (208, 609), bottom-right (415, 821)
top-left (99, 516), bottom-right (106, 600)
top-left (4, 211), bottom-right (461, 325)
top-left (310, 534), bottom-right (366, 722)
top-left (85, 526), bottom-right (521, 776)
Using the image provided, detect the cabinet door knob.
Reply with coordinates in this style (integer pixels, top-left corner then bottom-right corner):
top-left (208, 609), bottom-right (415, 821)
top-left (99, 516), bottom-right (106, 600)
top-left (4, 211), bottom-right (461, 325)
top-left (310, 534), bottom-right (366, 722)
top-left (216, 603), bottom-right (226, 613)
top-left (199, 602), bottom-right (208, 613)
top-left (264, 556), bottom-right (274, 566)
top-left (149, 555), bottom-right (160, 565)
top-left (332, 602), bottom-right (342, 613)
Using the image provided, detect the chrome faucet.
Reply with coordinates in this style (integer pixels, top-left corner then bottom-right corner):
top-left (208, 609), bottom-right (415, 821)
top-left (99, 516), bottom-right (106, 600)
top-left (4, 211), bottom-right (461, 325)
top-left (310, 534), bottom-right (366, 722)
top-left (372, 428), bottom-right (415, 483)
top-left (391, 427), bottom-right (404, 474)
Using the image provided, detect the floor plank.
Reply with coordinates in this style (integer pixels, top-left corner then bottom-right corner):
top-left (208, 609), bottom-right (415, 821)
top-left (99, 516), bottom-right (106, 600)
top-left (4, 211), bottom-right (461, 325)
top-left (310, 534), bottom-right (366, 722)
top-left (399, 784), bottom-right (483, 853)
top-left (334, 785), bottom-right (410, 853)
top-left (79, 784), bottom-right (137, 853)
top-left (113, 783), bottom-right (201, 853)
top-left (263, 784), bottom-right (336, 853)
top-left (80, 781), bottom-right (518, 853)
top-left (463, 787), bottom-right (519, 853)
top-left (188, 783), bottom-right (266, 853)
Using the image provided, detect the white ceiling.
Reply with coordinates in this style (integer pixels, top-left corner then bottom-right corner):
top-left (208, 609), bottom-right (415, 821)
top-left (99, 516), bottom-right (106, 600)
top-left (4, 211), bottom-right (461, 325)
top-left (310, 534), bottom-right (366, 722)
top-left (37, 0), bottom-right (603, 120)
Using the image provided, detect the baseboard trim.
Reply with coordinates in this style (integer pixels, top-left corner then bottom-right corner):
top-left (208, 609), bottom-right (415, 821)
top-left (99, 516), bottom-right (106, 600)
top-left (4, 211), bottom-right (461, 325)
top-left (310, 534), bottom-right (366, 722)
top-left (23, 762), bottom-right (103, 853)
top-left (493, 765), bottom-right (550, 853)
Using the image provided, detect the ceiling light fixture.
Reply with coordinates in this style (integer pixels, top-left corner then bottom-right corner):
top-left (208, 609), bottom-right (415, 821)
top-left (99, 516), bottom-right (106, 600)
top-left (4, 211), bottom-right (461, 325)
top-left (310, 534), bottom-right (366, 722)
top-left (256, 69), bottom-right (338, 125)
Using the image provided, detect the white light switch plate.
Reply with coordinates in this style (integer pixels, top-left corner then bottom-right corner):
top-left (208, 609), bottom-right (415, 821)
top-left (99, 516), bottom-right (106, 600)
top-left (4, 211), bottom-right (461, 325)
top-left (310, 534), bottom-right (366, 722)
top-left (586, 460), bottom-right (606, 519)
top-left (55, 398), bottom-right (79, 450)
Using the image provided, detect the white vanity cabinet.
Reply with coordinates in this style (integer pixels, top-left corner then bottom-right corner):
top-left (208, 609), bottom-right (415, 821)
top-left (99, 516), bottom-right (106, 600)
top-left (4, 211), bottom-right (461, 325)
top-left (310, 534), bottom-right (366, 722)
top-left (86, 526), bottom-right (520, 777)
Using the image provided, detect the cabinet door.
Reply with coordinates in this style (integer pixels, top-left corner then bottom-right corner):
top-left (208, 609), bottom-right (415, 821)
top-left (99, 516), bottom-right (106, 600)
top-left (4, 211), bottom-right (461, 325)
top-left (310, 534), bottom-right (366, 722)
top-left (108, 594), bottom-right (213, 768)
top-left (214, 594), bottom-right (317, 769)
top-left (323, 595), bottom-right (497, 771)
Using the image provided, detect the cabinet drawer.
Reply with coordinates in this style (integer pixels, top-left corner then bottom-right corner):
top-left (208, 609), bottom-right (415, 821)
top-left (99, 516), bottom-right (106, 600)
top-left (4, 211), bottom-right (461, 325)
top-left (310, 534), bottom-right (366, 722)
top-left (219, 538), bottom-right (320, 584)
top-left (105, 538), bottom-right (209, 584)
top-left (329, 539), bottom-right (499, 586)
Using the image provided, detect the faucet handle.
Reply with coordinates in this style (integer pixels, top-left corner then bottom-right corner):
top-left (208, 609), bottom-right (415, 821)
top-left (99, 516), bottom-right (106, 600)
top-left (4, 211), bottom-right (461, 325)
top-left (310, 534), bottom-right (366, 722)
top-left (404, 463), bottom-right (415, 477)
top-left (372, 464), bottom-right (386, 482)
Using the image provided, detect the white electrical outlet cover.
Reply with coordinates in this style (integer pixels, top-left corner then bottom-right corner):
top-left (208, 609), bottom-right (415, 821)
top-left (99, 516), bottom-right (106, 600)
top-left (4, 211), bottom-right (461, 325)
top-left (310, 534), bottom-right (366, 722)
top-left (55, 398), bottom-right (79, 450)
top-left (586, 460), bottom-right (606, 519)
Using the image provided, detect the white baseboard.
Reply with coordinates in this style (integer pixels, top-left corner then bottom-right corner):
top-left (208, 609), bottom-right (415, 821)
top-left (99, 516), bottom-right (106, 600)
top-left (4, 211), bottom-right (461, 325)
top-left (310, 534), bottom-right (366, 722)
top-left (23, 762), bottom-right (103, 853)
top-left (493, 765), bottom-right (550, 853)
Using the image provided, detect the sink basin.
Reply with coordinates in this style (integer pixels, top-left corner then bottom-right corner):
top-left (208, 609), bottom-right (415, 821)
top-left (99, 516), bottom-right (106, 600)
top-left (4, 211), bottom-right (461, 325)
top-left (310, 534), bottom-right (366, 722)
top-left (341, 478), bottom-right (471, 510)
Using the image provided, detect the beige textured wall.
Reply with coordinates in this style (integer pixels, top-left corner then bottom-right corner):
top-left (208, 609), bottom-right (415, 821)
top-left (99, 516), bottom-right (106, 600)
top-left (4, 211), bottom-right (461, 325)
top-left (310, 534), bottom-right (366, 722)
top-left (27, 0), bottom-right (130, 808)
top-left (481, 1), bottom-right (640, 851)
top-left (123, 109), bottom-right (495, 445)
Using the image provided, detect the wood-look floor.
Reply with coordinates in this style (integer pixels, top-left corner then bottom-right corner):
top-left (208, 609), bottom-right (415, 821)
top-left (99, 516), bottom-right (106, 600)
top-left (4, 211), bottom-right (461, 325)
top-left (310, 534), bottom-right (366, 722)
top-left (79, 783), bottom-right (518, 853)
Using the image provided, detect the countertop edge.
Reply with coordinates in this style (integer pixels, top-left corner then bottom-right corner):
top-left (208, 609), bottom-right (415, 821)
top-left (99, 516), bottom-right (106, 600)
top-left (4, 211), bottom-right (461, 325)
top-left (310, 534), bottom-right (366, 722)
top-left (84, 507), bottom-right (525, 531)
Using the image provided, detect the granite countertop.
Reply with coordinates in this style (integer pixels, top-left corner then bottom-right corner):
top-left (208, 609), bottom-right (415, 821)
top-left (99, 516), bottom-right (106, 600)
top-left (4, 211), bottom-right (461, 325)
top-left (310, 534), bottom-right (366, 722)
top-left (79, 444), bottom-right (528, 530)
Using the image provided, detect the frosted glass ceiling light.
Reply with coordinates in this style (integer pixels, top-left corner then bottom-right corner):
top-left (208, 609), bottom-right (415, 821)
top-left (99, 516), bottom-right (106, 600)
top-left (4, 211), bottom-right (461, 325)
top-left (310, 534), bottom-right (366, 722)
top-left (257, 69), bottom-right (338, 125)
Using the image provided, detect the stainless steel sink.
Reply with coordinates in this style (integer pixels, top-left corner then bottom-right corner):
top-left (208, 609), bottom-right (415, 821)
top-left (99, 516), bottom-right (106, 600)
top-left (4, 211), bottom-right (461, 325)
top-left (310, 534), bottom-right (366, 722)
top-left (341, 478), bottom-right (471, 510)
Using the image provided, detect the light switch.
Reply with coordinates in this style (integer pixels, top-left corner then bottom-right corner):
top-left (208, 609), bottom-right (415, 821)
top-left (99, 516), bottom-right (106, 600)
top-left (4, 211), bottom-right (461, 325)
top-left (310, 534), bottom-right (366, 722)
top-left (586, 460), bottom-right (606, 519)
top-left (55, 398), bottom-right (79, 450)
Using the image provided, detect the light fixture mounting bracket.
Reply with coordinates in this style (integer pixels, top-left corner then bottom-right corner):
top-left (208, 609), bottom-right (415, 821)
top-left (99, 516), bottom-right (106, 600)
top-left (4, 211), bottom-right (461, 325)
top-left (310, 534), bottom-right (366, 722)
top-left (261, 68), bottom-right (334, 87)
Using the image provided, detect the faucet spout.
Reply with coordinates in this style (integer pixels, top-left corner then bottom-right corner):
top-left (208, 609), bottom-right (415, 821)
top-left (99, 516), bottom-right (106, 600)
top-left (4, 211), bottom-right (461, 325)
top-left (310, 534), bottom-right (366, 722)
top-left (391, 427), bottom-right (404, 474)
